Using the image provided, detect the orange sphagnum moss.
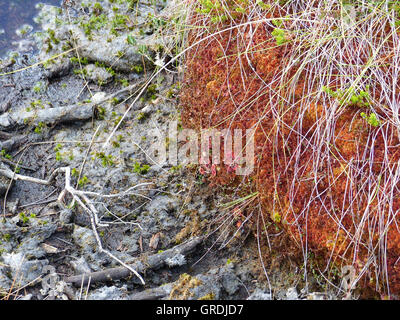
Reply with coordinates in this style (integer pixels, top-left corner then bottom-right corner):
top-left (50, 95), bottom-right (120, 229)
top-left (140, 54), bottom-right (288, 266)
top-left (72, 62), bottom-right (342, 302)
top-left (180, 0), bottom-right (400, 297)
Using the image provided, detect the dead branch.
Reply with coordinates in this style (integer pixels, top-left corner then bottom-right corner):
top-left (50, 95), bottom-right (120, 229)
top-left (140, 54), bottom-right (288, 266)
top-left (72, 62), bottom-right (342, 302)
top-left (0, 104), bottom-right (95, 131)
top-left (0, 165), bottom-right (149, 285)
top-left (64, 236), bottom-right (204, 287)
top-left (130, 288), bottom-right (167, 300)
top-left (0, 163), bottom-right (60, 185)
top-left (0, 80), bottom-right (144, 131)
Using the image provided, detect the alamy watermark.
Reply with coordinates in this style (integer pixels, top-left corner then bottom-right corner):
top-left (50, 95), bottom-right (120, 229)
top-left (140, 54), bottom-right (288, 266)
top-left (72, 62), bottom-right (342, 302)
top-left (143, 121), bottom-right (255, 176)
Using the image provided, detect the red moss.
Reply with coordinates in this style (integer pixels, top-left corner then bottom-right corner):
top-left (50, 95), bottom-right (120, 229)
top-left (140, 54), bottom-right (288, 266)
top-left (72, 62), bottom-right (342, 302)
top-left (180, 1), bottom-right (400, 296)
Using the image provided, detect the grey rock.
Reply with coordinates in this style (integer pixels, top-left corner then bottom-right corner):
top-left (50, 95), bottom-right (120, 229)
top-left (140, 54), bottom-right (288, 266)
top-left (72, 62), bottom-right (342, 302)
top-left (86, 285), bottom-right (128, 300)
top-left (190, 272), bottom-right (222, 300)
top-left (3, 252), bottom-right (49, 287)
top-left (220, 268), bottom-right (240, 296)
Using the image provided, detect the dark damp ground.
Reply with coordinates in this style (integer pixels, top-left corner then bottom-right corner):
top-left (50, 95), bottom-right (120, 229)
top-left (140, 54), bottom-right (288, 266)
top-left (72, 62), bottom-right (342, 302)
top-left (0, 0), bottom-right (61, 57)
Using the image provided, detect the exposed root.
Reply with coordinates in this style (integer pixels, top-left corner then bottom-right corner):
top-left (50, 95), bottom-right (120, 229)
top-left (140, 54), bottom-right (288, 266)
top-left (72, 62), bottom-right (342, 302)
top-left (0, 165), bottom-right (149, 285)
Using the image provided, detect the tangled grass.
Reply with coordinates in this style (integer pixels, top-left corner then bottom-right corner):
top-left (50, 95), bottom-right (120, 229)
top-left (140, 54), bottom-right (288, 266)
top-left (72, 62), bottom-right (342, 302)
top-left (179, 0), bottom-right (400, 297)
